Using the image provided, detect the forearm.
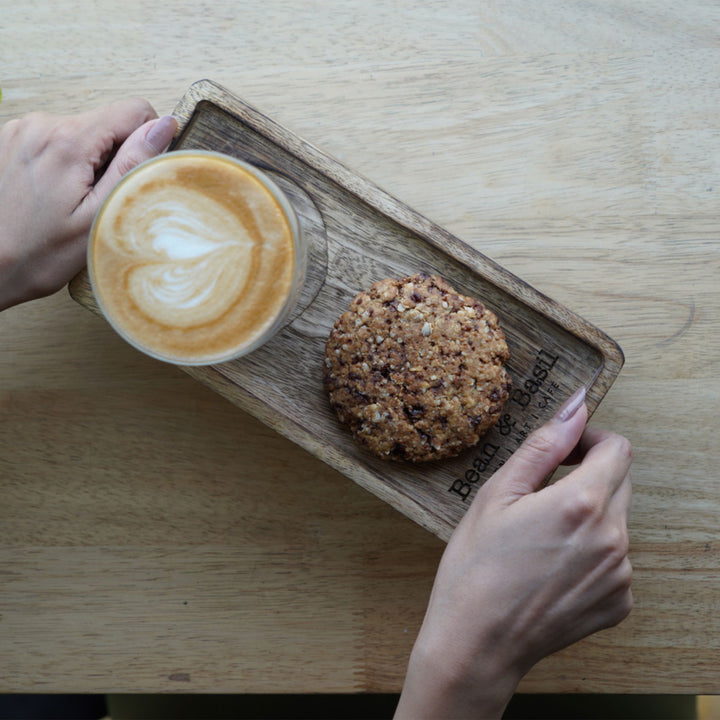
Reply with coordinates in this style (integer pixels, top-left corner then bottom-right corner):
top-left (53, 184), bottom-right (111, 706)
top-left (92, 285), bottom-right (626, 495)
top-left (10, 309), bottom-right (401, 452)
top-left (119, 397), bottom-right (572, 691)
top-left (395, 635), bottom-right (521, 720)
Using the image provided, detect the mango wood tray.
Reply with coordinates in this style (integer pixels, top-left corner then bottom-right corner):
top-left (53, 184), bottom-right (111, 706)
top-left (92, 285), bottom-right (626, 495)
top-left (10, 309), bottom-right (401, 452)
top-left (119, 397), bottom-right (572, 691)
top-left (69, 79), bottom-right (624, 542)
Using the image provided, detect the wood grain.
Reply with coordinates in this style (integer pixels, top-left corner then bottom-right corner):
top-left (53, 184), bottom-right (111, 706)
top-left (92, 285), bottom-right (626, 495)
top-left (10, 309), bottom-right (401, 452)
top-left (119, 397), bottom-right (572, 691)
top-left (71, 80), bottom-right (623, 540)
top-left (1, 0), bottom-right (719, 696)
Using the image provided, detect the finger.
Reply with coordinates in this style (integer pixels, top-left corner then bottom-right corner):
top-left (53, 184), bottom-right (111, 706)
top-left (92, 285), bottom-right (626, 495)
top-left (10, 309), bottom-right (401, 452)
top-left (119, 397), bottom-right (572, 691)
top-left (81, 98), bottom-right (158, 148)
top-left (556, 430), bottom-right (633, 498)
top-left (96, 114), bottom-right (177, 191)
top-left (581, 557), bottom-right (634, 631)
top-left (63, 99), bottom-right (158, 175)
top-left (79, 115), bottom-right (177, 222)
top-left (562, 580), bottom-right (633, 649)
top-left (561, 425), bottom-right (626, 466)
top-left (607, 467), bottom-right (633, 524)
top-left (483, 387), bottom-right (588, 500)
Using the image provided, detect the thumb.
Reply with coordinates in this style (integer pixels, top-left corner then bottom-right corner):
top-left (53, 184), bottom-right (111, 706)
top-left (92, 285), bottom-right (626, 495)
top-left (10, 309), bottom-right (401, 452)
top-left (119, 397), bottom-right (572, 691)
top-left (92, 114), bottom-right (178, 203)
top-left (484, 387), bottom-right (588, 501)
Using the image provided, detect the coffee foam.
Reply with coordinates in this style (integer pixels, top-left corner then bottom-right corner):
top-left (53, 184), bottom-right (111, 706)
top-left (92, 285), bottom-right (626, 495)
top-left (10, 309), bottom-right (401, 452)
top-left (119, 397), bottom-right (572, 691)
top-left (89, 152), bottom-right (297, 364)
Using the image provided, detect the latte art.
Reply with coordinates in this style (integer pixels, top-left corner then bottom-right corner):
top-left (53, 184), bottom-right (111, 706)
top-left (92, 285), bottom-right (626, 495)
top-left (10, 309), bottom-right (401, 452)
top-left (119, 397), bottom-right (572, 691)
top-left (89, 151), bottom-right (300, 364)
top-left (121, 189), bottom-right (254, 327)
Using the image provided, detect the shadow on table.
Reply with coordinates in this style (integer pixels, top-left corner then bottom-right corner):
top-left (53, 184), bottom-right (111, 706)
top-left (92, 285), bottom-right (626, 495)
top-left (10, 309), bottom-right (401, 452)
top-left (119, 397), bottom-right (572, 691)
top-left (0, 693), bottom-right (701, 719)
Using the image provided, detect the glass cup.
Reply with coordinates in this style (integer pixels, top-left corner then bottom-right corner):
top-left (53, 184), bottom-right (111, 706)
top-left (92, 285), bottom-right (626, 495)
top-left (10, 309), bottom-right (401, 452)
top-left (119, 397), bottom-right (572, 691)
top-left (87, 150), bottom-right (305, 365)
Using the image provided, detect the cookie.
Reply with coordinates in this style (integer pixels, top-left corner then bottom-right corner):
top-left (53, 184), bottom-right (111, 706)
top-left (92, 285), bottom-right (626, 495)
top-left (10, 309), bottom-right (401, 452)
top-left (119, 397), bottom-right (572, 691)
top-left (323, 273), bottom-right (511, 462)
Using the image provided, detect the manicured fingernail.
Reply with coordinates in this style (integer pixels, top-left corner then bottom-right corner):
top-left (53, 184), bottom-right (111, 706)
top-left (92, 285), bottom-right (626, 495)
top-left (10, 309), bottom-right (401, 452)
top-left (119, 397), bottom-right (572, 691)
top-left (554, 387), bottom-right (586, 422)
top-left (146, 115), bottom-right (177, 153)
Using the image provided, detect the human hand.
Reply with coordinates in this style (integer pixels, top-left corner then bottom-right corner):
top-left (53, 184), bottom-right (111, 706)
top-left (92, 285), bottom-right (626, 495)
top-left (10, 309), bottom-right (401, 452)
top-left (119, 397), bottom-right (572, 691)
top-left (0, 100), bottom-right (178, 310)
top-left (395, 388), bottom-right (633, 719)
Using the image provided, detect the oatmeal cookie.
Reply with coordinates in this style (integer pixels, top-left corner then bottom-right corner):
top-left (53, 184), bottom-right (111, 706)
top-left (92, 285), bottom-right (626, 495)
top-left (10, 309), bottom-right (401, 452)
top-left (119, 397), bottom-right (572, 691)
top-left (323, 273), bottom-right (511, 462)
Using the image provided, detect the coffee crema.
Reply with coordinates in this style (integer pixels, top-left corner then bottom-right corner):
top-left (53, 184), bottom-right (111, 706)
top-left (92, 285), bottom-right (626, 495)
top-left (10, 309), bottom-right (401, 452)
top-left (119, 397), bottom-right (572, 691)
top-left (89, 151), bottom-right (299, 364)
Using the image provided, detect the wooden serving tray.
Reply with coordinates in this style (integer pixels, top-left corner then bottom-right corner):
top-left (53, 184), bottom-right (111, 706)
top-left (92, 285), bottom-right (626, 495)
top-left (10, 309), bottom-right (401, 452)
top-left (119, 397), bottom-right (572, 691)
top-left (69, 79), bottom-right (624, 542)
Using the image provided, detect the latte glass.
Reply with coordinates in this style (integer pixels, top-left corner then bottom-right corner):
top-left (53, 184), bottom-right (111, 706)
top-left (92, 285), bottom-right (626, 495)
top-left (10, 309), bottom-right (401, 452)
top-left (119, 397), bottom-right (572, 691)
top-left (88, 150), bottom-right (305, 365)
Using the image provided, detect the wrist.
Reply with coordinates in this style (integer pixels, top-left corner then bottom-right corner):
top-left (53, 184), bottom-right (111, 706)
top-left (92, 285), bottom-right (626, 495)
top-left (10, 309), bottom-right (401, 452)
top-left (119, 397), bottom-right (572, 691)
top-left (395, 635), bottom-right (522, 720)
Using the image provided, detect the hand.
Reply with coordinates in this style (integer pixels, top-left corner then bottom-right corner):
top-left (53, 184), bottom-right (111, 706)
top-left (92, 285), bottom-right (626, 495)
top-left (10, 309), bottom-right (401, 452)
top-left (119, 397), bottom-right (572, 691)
top-left (0, 100), bottom-right (178, 310)
top-left (395, 388), bottom-right (633, 719)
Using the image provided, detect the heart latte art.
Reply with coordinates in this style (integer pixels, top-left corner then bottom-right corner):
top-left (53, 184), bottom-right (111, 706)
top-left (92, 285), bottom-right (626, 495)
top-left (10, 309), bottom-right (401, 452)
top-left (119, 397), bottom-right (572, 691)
top-left (89, 152), bottom-right (298, 364)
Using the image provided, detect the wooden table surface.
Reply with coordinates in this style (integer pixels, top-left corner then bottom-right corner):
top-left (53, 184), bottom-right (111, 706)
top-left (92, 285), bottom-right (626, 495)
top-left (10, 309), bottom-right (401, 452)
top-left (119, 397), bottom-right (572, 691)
top-left (1, 0), bottom-right (719, 695)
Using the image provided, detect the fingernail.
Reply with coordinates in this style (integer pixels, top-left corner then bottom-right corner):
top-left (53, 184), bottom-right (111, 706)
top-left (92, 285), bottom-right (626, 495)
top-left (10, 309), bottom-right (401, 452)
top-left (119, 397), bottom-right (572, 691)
top-left (145, 115), bottom-right (177, 153)
top-left (554, 387), bottom-right (586, 422)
